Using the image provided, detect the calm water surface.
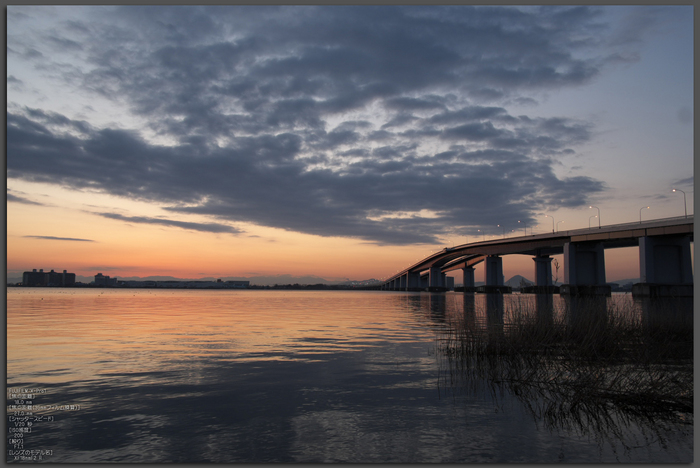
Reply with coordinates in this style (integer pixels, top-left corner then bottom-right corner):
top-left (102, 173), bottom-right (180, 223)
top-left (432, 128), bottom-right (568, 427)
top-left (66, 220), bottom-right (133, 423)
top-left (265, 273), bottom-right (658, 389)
top-left (6, 288), bottom-right (693, 463)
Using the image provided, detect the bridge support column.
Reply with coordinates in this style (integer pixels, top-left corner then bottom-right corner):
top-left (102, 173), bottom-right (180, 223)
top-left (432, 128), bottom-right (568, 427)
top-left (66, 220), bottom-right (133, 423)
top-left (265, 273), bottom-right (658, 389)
top-left (484, 255), bottom-right (503, 286)
top-left (561, 242), bottom-right (609, 296)
top-left (534, 256), bottom-right (553, 286)
top-left (407, 272), bottom-right (421, 291)
top-left (462, 266), bottom-right (475, 292)
top-left (478, 255), bottom-right (510, 293)
top-left (399, 274), bottom-right (407, 290)
top-left (525, 255), bottom-right (558, 293)
top-left (420, 274), bottom-right (429, 289)
top-left (429, 267), bottom-right (446, 291)
top-left (634, 235), bottom-right (693, 297)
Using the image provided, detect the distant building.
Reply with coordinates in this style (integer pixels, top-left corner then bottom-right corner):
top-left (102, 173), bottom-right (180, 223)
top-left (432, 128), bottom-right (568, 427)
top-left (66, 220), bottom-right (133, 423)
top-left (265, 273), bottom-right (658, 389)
top-left (225, 280), bottom-right (250, 288)
top-left (22, 269), bottom-right (76, 287)
top-left (94, 273), bottom-right (118, 286)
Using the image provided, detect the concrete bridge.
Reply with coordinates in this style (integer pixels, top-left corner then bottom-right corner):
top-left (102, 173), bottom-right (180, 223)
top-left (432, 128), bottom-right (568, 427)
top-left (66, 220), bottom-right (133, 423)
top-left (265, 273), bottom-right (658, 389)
top-left (381, 216), bottom-right (694, 296)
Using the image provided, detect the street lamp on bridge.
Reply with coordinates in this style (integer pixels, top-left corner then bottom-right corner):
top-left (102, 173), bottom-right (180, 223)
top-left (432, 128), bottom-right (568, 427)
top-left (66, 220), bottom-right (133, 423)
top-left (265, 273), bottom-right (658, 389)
top-left (517, 220), bottom-right (527, 235)
top-left (589, 215), bottom-right (598, 228)
top-left (556, 220), bottom-right (565, 232)
top-left (544, 215), bottom-right (555, 233)
top-left (497, 224), bottom-right (505, 238)
top-left (672, 189), bottom-right (688, 218)
top-left (589, 205), bottom-right (601, 228)
top-left (639, 206), bottom-right (650, 223)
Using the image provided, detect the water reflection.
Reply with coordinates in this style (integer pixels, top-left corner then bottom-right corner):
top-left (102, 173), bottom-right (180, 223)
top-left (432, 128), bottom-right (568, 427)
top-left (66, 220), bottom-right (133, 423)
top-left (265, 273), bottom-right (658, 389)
top-left (438, 292), bottom-right (693, 459)
top-left (426, 293), bottom-right (447, 323)
top-left (637, 296), bottom-right (694, 362)
top-left (462, 293), bottom-right (476, 329)
top-left (562, 294), bottom-right (609, 331)
top-left (6, 289), bottom-right (693, 463)
top-left (534, 293), bottom-right (554, 329)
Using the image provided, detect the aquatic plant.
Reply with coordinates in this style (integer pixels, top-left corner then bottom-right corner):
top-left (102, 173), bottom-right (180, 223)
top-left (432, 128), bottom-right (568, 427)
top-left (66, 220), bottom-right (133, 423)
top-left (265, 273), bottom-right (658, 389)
top-left (437, 295), bottom-right (693, 452)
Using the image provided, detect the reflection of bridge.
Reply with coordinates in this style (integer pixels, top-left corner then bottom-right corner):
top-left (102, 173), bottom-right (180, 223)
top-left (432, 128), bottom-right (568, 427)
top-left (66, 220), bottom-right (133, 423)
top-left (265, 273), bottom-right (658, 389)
top-left (381, 216), bottom-right (694, 296)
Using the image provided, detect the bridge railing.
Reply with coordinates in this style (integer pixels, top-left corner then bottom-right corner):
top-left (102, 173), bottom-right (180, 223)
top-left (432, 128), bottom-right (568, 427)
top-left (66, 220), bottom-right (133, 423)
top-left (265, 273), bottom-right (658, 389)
top-left (555, 215), bottom-right (693, 238)
top-left (462, 215), bottom-right (694, 245)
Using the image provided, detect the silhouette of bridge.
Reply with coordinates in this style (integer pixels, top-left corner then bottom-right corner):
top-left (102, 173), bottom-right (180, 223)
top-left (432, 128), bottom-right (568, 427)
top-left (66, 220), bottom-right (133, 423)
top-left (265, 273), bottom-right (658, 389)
top-left (381, 216), bottom-right (694, 296)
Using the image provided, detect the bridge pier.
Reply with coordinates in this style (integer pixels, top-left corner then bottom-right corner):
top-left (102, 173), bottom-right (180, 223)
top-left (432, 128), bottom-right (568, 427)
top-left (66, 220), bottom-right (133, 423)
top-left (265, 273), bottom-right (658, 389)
top-left (462, 266), bottom-right (476, 292)
top-left (534, 255), bottom-right (553, 286)
top-left (634, 235), bottom-right (693, 297)
top-left (428, 267), bottom-right (447, 291)
top-left (407, 271), bottom-right (422, 291)
top-left (429, 267), bottom-right (441, 288)
top-left (420, 274), bottom-right (429, 289)
top-left (561, 242), bottom-right (610, 296)
top-left (478, 255), bottom-right (510, 293)
top-left (485, 255), bottom-right (503, 286)
top-left (523, 255), bottom-right (559, 294)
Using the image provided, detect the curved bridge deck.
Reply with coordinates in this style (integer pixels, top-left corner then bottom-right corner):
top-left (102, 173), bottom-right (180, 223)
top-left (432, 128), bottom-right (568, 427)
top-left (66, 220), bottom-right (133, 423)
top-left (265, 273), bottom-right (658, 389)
top-left (381, 216), bottom-right (693, 296)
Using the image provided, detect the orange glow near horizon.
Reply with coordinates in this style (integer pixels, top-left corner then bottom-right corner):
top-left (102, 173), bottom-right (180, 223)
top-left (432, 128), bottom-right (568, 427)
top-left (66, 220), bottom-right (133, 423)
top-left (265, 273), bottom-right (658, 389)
top-left (7, 181), bottom-right (666, 284)
top-left (7, 186), bottom-right (441, 280)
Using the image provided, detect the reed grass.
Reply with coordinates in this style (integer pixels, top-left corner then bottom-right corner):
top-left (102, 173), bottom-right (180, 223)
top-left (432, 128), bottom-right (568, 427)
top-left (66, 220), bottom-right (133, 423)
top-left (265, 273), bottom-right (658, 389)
top-left (438, 296), bottom-right (693, 441)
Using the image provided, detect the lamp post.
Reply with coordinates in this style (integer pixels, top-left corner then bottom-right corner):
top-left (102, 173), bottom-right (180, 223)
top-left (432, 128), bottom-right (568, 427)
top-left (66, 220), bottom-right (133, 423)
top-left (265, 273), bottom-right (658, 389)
top-left (589, 215), bottom-right (597, 229)
top-left (672, 189), bottom-right (687, 218)
top-left (556, 220), bottom-right (565, 232)
top-left (544, 215), bottom-right (555, 233)
top-left (589, 205), bottom-right (601, 228)
top-left (517, 220), bottom-right (527, 235)
top-left (497, 224), bottom-right (505, 238)
top-left (478, 229), bottom-right (485, 241)
top-left (639, 206), bottom-right (649, 224)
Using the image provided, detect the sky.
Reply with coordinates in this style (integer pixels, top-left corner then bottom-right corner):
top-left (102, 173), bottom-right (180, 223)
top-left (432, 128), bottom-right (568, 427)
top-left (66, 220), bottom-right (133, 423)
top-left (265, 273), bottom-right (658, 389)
top-left (6, 5), bottom-right (695, 283)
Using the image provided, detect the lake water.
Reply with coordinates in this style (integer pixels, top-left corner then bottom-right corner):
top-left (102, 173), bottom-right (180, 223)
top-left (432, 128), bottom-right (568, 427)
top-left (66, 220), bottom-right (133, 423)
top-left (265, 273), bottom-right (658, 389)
top-left (6, 288), bottom-right (693, 463)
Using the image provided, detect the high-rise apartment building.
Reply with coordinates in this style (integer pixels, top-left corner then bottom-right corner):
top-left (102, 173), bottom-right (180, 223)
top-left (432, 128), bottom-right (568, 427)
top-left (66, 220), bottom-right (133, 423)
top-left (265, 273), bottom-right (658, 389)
top-left (22, 269), bottom-right (76, 286)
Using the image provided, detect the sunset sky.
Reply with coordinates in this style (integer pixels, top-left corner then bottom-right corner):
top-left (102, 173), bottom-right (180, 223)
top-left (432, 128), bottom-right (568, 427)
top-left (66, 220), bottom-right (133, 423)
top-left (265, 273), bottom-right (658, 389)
top-left (7, 5), bottom-right (694, 283)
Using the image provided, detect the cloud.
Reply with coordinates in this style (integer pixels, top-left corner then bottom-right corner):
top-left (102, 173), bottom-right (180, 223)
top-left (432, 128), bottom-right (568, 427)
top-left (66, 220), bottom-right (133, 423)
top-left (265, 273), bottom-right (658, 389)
top-left (8, 5), bottom-right (656, 245)
top-left (7, 75), bottom-right (23, 87)
top-left (672, 177), bottom-right (693, 188)
top-left (7, 193), bottom-right (43, 205)
top-left (7, 101), bottom-right (605, 245)
top-left (24, 235), bottom-right (95, 242)
top-left (95, 212), bottom-right (243, 234)
top-left (47, 35), bottom-right (83, 51)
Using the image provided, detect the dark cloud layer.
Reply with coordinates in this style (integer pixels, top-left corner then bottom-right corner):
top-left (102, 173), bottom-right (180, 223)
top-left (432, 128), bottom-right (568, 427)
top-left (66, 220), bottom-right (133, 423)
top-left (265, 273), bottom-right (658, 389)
top-left (7, 192), bottom-right (43, 205)
top-left (24, 236), bottom-right (95, 242)
top-left (96, 212), bottom-right (242, 234)
top-left (6, 5), bottom-right (652, 245)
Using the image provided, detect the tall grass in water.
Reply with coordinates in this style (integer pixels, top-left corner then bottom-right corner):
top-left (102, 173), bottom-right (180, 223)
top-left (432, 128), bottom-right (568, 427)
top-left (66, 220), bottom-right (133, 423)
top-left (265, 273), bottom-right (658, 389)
top-left (438, 295), bottom-right (693, 448)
